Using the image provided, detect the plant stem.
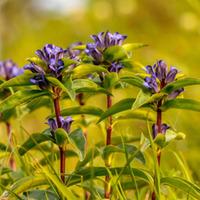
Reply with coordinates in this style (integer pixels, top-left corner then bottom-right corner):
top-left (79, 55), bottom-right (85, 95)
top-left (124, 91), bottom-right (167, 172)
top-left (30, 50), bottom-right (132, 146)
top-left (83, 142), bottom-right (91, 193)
top-left (77, 93), bottom-right (90, 200)
top-left (6, 122), bottom-right (16, 170)
top-left (152, 100), bottom-right (162, 200)
top-left (105, 94), bottom-right (112, 199)
top-left (52, 87), bottom-right (65, 183)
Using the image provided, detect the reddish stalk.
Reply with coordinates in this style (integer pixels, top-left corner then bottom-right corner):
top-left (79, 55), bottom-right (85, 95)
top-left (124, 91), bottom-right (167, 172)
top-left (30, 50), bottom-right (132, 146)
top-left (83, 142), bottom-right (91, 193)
top-left (52, 87), bottom-right (65, 183)
top-left (105, 94), bottom-right (112, 199)
top-left (6, 122), bottom-right (16, 170)
top-left (77, 93), bottom-right (90, 199)
top-left (152, 99), bottom-right (162, 200)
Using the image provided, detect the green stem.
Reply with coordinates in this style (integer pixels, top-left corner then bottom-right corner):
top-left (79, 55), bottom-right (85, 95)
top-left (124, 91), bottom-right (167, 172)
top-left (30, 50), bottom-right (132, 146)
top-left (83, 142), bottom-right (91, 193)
top-left (52, 87), bottom-right (65, 183)
top-left (6, 122), bottom-right (16, 170)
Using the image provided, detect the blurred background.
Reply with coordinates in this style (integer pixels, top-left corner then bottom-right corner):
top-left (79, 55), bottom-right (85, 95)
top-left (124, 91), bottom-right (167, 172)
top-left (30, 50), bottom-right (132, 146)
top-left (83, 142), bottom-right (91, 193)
top-left (0, 0), bottom-right (200, 182)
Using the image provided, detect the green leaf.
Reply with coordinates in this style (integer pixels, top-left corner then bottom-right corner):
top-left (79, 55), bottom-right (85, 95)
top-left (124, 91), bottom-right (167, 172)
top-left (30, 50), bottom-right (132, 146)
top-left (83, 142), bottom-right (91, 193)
top-left (98, 98), bottom-right (135, 123)
top-left (116, 110), bottom-right (155, 121)
top-left (132, 90), bottom-right (151, 110)
top-left (1, 176), bottom-right (47, 199)
top-left (46, 76), bottom-right (75, 100)
top-left (66, 167), bottom-right (153, 187)
top-left (122, 43), bottom-right (148, 51)
top-left (72, 64), bottom-right (107, 78)
top-left (60, 105), bottom-right (103, 117)
top-left (73, 79), bottom-right (98, 90)
top-left (27, 57), bottom-right (47, 70)
top-left (76, 147), bottom-right (100, 170)
top-left (103, 72), bottom-right (119, 89)
top-left (0, 90), bottom-right (49, 113)
top-left (27, 190), bottom-right (59, 200)
top-left (69, 128), bottom-right (86, 161)
top-left (161, 177), bottom-right (200, 199)
top-left (55, 128), bottom-right (68, 145)
top-left (103, 46), bottom-right (127, 62)
top-left (0, 73), bottom-right (34, 89)
top-left (0, 143), bottom-right (10, 152)
top-left (42, 168), bottom-right (78, 200)
top-left (38, 150), bottom-right (77, 166)
top-left (161, 77), bottom-right (200, 94)
top-left (18, 129), bottom-right (53, 155)
top-left (161, 98), bottom-right (200, 112)
top-left (132, 90), bottom-right (166, 110)
top-left (120, 76), bottom-right (147, 90)
top-left (102, 144), bottom-right (145, 164)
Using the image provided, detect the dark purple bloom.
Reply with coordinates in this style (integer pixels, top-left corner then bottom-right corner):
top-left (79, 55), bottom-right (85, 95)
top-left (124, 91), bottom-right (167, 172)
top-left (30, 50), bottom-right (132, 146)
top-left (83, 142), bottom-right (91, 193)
top-left (0, 59), bottom-right (23, 80)
top-left (86, 31), bottom-right (127, 73)
top-left (66, 42), bottom-right (83, 60)
top-left (47, 116), bottom-right (73, 133)
top-left (108, 62), bottom-right (124, 73)
top-left (30, 74), bottom-right (49, 90)
top-left (152, 123), bottom-right (170, 138)
top-left (143, 60), bottom-right (184, 98)
top-left (35, 44), bottom-right (66, 78)
top-left (168, 88), bottom-right (184, 100)
top-left (25, 44), bottom-right (67, 80)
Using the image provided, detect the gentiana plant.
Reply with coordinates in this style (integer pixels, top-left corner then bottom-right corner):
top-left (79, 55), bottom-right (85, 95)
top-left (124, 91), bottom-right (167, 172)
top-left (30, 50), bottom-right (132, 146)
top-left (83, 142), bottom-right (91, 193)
top-left (0, 32), bottom-right (200, 200)
top-left (0, 59), bottom-right (23, 170)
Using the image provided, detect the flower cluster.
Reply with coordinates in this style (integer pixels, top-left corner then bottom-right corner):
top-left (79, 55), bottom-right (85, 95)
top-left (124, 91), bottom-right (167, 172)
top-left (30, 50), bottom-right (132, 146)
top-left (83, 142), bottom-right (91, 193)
top-left (144, 60), bottom-right (184, 99)
top-left (0, 59), bottom-right (23, 80)
top-left (48, 116), bottom-right (73, 134)
top-left (85, 31), bottom-right (127, 72)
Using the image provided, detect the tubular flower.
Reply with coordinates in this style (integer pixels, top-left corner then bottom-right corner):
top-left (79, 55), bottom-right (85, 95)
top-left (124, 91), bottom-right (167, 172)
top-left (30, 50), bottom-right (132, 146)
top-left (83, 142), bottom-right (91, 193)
top-left (24, 44), bottom-right (68, 89)
top-left (47, 116), bottom-right (73, 134)
top-left (85, 31), bottom-right (127, 73)
top-left (152, 123), bottom-right (170, 138)
top-left (25, 44), bottom-right (67, 78)
top-left (0, 59), bottom-right (23, 80)
top-left (144, 60), bottom-right (184, 98)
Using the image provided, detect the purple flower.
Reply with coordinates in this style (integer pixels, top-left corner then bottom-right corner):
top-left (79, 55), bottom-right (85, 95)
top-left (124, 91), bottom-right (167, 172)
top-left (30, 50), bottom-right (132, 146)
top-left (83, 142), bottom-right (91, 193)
top-left (108, 62), bottom-right (124, 73)
top-left (86, 31), bottom-right (127, 73)
top-left (25, 44), bottom-right (67, 80)
top-left (47, 116), bottom-right (73, 133)
top-left (30, 74), bottom-right (49, 90)
top-left (66, 42), bottom-right (82, 60)
top-left (0, 59), bottom-right (23, 80)
top-left (35, 44), bottom-right (66, 78)
top-left (152, 123), bottom-right (170, 138)
top-left (143, 60), bottom-right (184, 98)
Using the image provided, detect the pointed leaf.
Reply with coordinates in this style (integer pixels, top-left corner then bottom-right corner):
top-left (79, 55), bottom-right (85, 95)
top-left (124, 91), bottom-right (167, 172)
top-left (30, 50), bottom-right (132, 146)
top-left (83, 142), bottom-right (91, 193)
top-left (120, 76), bottom-right (147, 90)
top-left (55, 128), bottom-right (68, 145)
top-left (98, 98), bottom-right (135, 123)
top-left (73, 79), bottom-right (98, 90)
top-left (161, 177), bottom-right (200, 199)
top-left (42, 168), bottom-right (78, 200)
top-left (0, 73), bottom-right (34, 89)
top-left (122, 43), bottom-right (148, 51)
top-left (103, 46), bottom-right (127, 62)
top-left (69, 128), bottom-right (86, 161)
top-left (161, 99), bottom-right (200, 112)
top-left (1, 176), bottom-right (47, 199)
top-left (18, 129), bottom-right (53, 155)
top-left (161, 78), bottom-right (200, 94)
top-left (66, 167), bottom-right (153, 187)
top-left (46, 77), bottom-right (75, 100)
top-left (116, 110), bottom-right (155, 121)
top-left (0, 90), bottom-right (49, 113)
top-left (72, 64), bottom-right (107, 78)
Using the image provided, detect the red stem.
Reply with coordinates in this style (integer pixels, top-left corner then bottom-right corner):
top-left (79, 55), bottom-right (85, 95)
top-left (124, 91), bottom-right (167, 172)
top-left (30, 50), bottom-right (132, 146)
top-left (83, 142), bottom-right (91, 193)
top-left (105, 94), bottom-right (112, 199)
top-left (53, 87), bottom-right (65, 183)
